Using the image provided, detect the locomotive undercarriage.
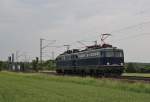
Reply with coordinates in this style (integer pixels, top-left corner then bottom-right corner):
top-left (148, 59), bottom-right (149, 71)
top-left (56, 66), bottom-right (124, 77)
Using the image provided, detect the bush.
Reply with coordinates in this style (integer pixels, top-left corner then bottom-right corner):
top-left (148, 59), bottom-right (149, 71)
top-left (38, 60), bottom-right (56, 71)
top-left (32, 60), bottom-right (39, 72)
top-left (139, 67), bottom-right (150, 73)
top-left (125, 63), bottom-right (150, 73)
top-left (0, 61), bottom-right (6, 71)
top-left (126, 63), bottom-right (136, 73)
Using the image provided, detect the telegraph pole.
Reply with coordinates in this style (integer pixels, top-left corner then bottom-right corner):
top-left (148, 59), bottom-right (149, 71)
top-left (12, 53), bottom-right (15, 63)
top-left (16, 51), bottom-right (19, 62)
top-left (11, 53), bottom-right (15, 70)
top-left (40, 38), bottom-right (43, 63)
top-left (52, 51), bottom-right (54, 60)
top-left (40, 38), bottom-right (56, 63)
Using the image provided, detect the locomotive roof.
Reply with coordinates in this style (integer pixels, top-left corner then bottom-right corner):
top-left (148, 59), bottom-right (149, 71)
top-left (57, 46), bottom-right (123, 58)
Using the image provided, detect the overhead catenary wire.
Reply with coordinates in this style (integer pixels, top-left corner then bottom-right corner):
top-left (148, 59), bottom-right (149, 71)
top-left (40, 38), bottom-right (56, 62)
top-left (68, 20), bottom-right (150, 47)
top-left (114, 33), bottom-right (150, 42)
top-left (100, 21), bottom-right (150, 43)
top-left (48, 19), bottom-right (150, 58)
top-left (135, 8), bottom-right (150, 15)
top-left (110, 21), bottom-right (150, 34)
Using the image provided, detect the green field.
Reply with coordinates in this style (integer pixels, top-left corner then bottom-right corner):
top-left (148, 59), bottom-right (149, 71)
top-left (0, 72), bottom-right (150, 102)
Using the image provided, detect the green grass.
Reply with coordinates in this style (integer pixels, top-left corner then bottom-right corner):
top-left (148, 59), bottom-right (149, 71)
top-left (0, 72), bottom-right (150, 102)
top-left (123, 73), bottom-right (150, 77)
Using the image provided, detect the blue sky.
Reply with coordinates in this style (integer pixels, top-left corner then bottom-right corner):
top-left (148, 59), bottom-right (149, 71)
top-left (0, 0), bottom-right (150, 62)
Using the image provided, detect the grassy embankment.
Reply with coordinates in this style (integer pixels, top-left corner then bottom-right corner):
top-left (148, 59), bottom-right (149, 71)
top-left (0, 71), bottom-right (150, 102)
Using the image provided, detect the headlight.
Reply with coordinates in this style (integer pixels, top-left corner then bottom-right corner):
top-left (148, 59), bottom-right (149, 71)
top-left (107, 62), bottom-right (110, 65)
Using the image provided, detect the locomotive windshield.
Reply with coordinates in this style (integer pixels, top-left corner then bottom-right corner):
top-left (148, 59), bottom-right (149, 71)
top-left (114, 51), bottom-right (123, 57)
top-left (105, 50), bottom-right (123, 57)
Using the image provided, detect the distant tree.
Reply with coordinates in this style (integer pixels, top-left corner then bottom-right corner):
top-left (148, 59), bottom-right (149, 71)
top-left (0, 61), bottom-right (7, 71)
top-left (44, 60), bottom-right (56, 70)
top-left (32, 57), bottom-right (39, 72)
top-left (0, 61), bottom-right (2, 71)
top-left (140, 66), bottom-right (150, 73)
top-left (38, 60), bottom-right (56, 70)
top-left (126, 63), bottom-right (136, 73)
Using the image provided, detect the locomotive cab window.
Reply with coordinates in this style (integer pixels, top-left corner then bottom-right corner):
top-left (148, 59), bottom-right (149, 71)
top-left (101, 51), bottom-right (105, 57)
top-left (115, 51), bottom-right (123, 57)
top-left (105, 51), bottom-right (114, 57)
top-left (105, 51), bottom-right (123, 57)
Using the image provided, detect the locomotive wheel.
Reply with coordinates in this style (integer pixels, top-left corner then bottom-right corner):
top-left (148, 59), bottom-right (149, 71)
top-left (56, 69), bottom-right (62, 74)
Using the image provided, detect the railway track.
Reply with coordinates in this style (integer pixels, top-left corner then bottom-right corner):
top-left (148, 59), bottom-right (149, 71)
top-left (110, 76), bottom-right (150, 83)
top-left (40, 71), bottom-right (150, 83)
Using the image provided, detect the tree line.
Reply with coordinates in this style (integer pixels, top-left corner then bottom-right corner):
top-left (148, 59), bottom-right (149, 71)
top-left (126, 63), bottom-right (150, 73)
top-left (0, 58), bottom-right (56, 72)
top-left (1, 60), bottom-right (150, 73)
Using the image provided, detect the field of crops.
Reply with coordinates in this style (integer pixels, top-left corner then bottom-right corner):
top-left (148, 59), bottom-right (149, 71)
top-left (0, 72), bottom-right (150, 102)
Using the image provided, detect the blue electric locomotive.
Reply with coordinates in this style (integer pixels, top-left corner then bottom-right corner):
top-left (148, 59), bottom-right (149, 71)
top-left (56, 34), bottom-right (124, 76)
top-left (56, 43), bottom-right (124, 76)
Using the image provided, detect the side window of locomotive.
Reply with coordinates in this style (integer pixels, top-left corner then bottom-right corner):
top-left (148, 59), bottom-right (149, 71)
top-left (71, 55), bottom-right (78, 59)
top-left (62, 56), bottom-right (65, 60)
top-left (105, 51), bottom-right (114, 57)
top-left (67, 56), bottom-right (71, 60)
top-left (71, 55), bottom-right (74, 59)
top-left (101, 51), bottom-right (105, 57)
